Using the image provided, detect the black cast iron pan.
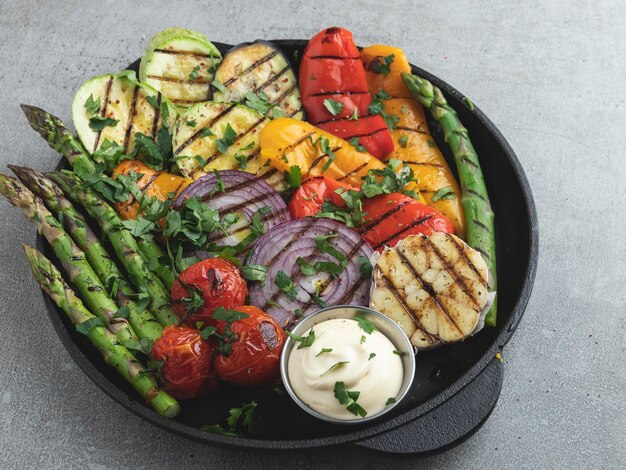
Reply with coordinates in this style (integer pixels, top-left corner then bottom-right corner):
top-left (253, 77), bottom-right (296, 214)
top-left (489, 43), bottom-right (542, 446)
top-left (36, 39), bottom-right (538, 454)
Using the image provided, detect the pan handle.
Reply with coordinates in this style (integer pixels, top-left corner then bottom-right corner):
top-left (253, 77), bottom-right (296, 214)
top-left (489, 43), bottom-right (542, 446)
top-left (353, 356), bottom-right (504, 455)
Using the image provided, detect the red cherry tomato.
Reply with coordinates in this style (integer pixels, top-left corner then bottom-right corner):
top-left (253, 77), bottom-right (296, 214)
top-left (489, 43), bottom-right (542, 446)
top-left (150, 325), bottom-right (217, 399)
top-left (288, 176), bottom-right (354, 219)
top-left (359, 193), bottom-right (454, 251)
top-left (214, 306), bottom-right (286, 387)
top-left (171, 258), bottom-right (247, 326)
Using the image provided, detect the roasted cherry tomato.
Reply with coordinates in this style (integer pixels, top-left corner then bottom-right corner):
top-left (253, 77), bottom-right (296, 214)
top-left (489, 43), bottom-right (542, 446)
top-left (150, 325), bottom-right (217, 399)
top-left (214, 306), bottom-right (286, 386)
top-left (288, 176), bottom-right (354, 219)
top-left (171, 258), bottom-right (247, 326)
top-left (358, 193), bottom-right (454, 251)
top-left (299, 27), bottom-right (394, 158)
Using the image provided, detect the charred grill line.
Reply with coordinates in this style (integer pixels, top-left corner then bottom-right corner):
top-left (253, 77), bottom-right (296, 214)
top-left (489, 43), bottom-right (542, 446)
top-left (146, 75), bottom-right (212, 85)
top-left (372, 215), bottom-right (433, 249)
top-left (93, 76), bottom-right (114, 152)
top-left (377, 268), bottom-right (440, 344)
top-left (286, 107), bottom-right (303, 118)
top-left (473, 219), bottom-right (490, 231)
top-left (173, 104), bottom-right (236, 155)
top-left (271, 83), bottom-right (299, 107)
top-left (306, 146), bottom-right (342, 177)
top-left (309, 55), bottom-right (361, 60)
top-left (337, 127), bottom-right (388, 140)
top-left (468, 188), bottom-right (487, 201)
top-left (359, 201), bottom-right (411, 235)
top-left (396, 249), bottom-right (463, 336)
top-left (423, 236), bottom-right (482, 308)
top-left (309, 90), bottom-right (368, 97)
top-left (255, 64), bottom-right (291, 93)
top-left (122, 85), bottom-right (140, 150)
top-left (395, 126), bottom-right (428, 134)
top-left (154, 49), bottom-right (217, 59)
top-left (123, 174), bottom-right (159, 212)
top-left (445, 233), bottom-right (487, 287)
top-left (151, 92), bottom-right (162, 140)
top-left (222, 49), bottom-right (281, 87)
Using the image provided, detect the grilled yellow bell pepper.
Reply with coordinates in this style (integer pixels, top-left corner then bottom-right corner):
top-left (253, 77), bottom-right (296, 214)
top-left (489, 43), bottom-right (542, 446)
top-left (361, 45), bottom-right (465, 237)
top-left (260, 118), bottom-right (421, 200)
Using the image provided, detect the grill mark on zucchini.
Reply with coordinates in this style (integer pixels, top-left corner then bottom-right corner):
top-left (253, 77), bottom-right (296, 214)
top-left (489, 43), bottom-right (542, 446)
top-left (147, 75), bottom-right (212, 85)
top-left (202, 117), bottom-right (266, 166)
top-left (174, 104), bottom-right (237, 155)
top-left (255, 64), bottom-right (291, 93)
top-left (336, 162), bottom-right (369, 182)
top-left (394, 250), bottom-right (463, 337)
top-left (153, 49), bottom-right (217, 59)
top-left (359, 201), bottom-right (411, 235)
top-left (422, 236), bottom-right (482, 308)
top-left (445, 233), bottom-right (487, 288)
top-left (222, 49), bottom-right (280, 87)
top-left (286, 107), bottom-right (303, 118)
top-left (372, 215), bottom-right (433, 250)
top-left (150, 92), bottom-right (162, 139)
top-left (171, 98), bottom-right (205, 105)
top-left (123, 85), bottom-right (140, 150)
top-left (93, 76), bottom-right (114, 152)
top-left (377, 268), bottom-right (440, 344)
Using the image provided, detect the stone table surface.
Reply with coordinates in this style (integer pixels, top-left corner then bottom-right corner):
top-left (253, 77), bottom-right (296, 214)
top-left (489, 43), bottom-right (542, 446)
top-left (0, 0), bottom-right (624, 468)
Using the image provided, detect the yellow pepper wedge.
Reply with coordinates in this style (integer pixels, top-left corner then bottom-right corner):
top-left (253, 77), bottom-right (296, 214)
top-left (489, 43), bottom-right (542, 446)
top-left (361, 45), bottom-right (466, 237)
top-left (260, 118), bottom-right (422, 200)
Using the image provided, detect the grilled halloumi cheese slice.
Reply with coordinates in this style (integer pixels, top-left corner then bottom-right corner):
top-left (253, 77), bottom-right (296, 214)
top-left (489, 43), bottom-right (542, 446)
top-left (370, 232), bottom-right (489, 350)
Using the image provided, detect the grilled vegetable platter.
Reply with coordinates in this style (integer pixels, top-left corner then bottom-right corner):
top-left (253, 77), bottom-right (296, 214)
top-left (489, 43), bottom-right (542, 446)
top-left (4, 26), bottom-right (537, 450)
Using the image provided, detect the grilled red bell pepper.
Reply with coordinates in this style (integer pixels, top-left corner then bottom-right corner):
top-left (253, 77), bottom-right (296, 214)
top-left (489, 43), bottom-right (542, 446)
top-left (299, 27), bottom-right (394, 158)
top-left (289, 177), bottom-right (454, 251)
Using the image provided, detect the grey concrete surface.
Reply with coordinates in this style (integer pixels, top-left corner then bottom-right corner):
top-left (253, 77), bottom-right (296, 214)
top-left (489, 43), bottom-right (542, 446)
top-left (0, 0), bottom-right (624, 468)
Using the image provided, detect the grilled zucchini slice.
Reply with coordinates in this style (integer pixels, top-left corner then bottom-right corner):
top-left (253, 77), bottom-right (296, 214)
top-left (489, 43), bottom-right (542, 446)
top-left (370, 232), bottom-right (490, 350)
top-left (172, 102), bottom-right (285, 190)
top-left (72, 72), bottom-right (177, 156)
top-left (212, 40), bottom-right (303, 120)
top-left (139, 28), bottom-right (221, 108)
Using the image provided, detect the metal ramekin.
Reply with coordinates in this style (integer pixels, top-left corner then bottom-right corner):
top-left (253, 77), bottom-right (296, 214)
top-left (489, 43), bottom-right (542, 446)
top-left (280, 305), bottom-right (416, 425)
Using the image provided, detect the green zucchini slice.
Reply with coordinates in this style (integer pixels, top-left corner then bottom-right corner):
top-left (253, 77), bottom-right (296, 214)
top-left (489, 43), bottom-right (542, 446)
top-left (212, 40), bottom-right (304, 120)
top-left (72, 72), bottom-right (177, 156)
top-left (172, 102), bottom-right (285, 191)
top-left (139, 29), bottom-right (222, 108)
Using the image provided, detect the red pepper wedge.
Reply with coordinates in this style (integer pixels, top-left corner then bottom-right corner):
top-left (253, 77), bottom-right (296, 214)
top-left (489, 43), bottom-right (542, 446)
top-left (299, 27), bottom-right (394, 158)
top-left (289, 177), bottom-right (454, 251)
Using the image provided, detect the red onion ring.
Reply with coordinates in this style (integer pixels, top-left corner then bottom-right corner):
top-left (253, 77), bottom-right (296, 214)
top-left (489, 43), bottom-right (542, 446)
top-left (247, 218), bottom-right (374, 327)
top-left (173, 170), bottom-right (290, 251)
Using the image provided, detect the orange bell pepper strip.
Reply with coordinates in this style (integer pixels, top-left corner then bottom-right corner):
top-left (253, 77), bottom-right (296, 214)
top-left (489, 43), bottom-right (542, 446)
top-left (112, 160), bottom-right (190, 220)
top-left (259, 118), bottom-right (422, 200)
top-left (361, 45), bottom-right (466, 237)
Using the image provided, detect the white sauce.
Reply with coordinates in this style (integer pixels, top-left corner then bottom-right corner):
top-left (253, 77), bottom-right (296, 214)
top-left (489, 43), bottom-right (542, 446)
top-left (287, 318), bottom-right (403, 420)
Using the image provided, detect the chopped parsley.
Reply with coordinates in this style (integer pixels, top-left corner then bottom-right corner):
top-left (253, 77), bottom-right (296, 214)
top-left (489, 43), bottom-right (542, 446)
top-left (386, 397), bottom-right (397, 406)
top-left (202, 401), bottom-right (257, 436)
top-left (75, 317), bottom-right (104, 335)
top-left (200, 127), bottom-right (214, 138)
top-left (369, 352), bottom-right (376, 360)
top-left (431, 186), bottom-right (456, 202)
top-left (349, 137), bottom-right (367, 152)
top-left (323, 98), bottom-right (344, 116)
top-left (215, 123), bottom-right (237, 154)
top-left (284, 165), bottom-right (302, 190)
top-left (189, 65), bottom-right (201, 80)
top-left (320, 361), bottom-right (349, 376)
top-left (316, 348), bottom-right (333, 356)
top-left (241, 264), bottom-right (268, 283)
top-left (245, 91), bottom-right (274, 115)
top-left (286, 328), bottom-right (316, 349)
top-left (334, 381), bottom-right (367, 417)
top-left (88, 116), bottom-right (119, 132)
top-left (211, 79), bottom-right (227, 93)
top-left (354, 314), bottom-right (377, 334)
top-left (398, 135), bottom-right (408, 148)
top-left (84, 94), bottom-right (100, 115)
top-left (358, 256), bottom-right (373, 279)
top-left (348, 108), bottom-right (359, 120)
top-left (275, 270), bottom-right (297, 300)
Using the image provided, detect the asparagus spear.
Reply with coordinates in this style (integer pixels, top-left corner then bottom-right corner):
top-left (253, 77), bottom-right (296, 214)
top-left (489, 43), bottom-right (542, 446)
top-left (401, 73), bottom-right (498, 326)
top-left (20, 104), bottom-right (166, 271)
top-left (10, 166), bottom-right (164, 343)
top-left (138, 236), bottom-right (175, 290)
top-left (20, 104), bottom-right (97, 176)
top-left (22, 245), bottom-right (180, 418)
top-left (0, 175), bottom-right (139, 343)
top-left (49, 172), bottom-right (178, 327)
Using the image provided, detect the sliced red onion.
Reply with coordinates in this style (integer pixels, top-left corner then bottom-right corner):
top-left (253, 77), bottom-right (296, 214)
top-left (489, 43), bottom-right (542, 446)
top-left (173, 170), bottom-right (290, 251)
top-left (247, 218), bottom-right (374, 327)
